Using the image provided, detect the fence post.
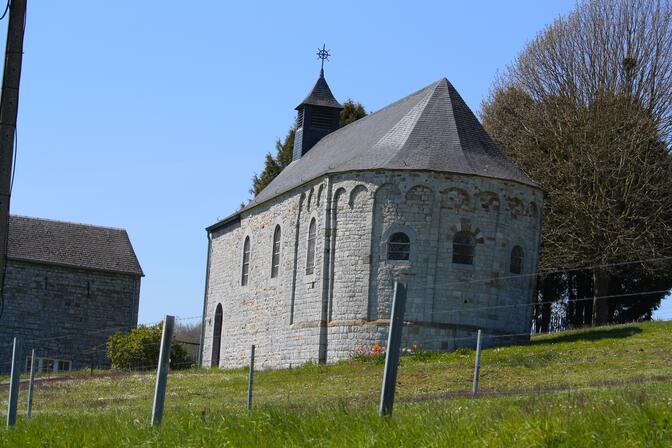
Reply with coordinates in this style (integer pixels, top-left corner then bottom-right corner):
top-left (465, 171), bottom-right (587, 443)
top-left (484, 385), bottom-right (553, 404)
top-left (472, 329), bottom-right (482, 396)
top-left (26, 348), bottom-right (36, 417)
top-left (151, 315), bottom-right (175, 426)
top-left (6, 337), bottom-right (22, 428)
top-left (379, 281), bottom-right (407, 417)
top-left (247, 344), bottom-right (255, 410)
top-left (90, 350), bottom-right (94, 376)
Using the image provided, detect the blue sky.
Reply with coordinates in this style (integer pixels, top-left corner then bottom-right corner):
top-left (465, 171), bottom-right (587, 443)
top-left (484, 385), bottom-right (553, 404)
top-left (4, 1), bottom-right (670, 323)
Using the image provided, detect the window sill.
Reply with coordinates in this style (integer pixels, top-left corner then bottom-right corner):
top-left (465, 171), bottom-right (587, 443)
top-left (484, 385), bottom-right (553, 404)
top-left (383, 259), bottom-right (412, 266)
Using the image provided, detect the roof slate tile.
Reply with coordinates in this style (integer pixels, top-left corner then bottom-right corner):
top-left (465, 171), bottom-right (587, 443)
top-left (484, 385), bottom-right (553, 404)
top-left (243, 78), bottom-right (536, 214)
top-left (8, 215), bottom-right (143, 276)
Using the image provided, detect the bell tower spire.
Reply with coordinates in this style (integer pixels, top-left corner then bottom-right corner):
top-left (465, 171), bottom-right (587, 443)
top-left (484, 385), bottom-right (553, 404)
top-left (292, 45), bottom-right (343, 161)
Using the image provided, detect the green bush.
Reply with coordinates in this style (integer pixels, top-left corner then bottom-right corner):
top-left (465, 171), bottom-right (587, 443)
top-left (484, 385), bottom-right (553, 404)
top-left (107, 323), bottom-right (190, 370)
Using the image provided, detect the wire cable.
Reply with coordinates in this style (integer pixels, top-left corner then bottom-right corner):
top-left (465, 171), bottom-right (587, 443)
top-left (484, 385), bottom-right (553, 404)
top-left (0, 1), bottom-right (9, 21)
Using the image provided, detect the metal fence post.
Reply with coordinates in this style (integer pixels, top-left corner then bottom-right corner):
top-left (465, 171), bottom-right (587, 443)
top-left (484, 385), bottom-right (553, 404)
top-left (247, 344), bottom-right (255, 410)
top-left (6, 337), bottom-right (22, 428)
top-left (26, 348), bottom-right (36, 417)
top-left (472, 329), bottom-right (482, 396)
top-left (379, 281), bottom-right (407, 417)
top-left (151, 315), bottom-right (175, 426)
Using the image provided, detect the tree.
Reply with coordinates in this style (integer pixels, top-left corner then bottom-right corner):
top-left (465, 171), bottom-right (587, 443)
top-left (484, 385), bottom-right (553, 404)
top-left (339, 99), bottom-right (367, 127)
top-left (482, 0), bottom-right (672, 327)
top-left (107, 323), bottom-right (190, 370)
top-left (250, 127), bottom-right (295, 196)
top-left (250, 100), bottom-right (367, 196)
top-left (174, 321), bottom-right (202, 363)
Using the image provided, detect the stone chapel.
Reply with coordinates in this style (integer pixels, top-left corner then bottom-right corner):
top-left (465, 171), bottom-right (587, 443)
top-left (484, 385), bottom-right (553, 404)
top-left (200, 68), bottom-right (542, 369)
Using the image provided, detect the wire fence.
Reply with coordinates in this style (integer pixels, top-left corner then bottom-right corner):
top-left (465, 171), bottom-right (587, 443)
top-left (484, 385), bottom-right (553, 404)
top-left (0, 314), bottom-right (670, 423)
top-left (0, 256), bottom-right (670, 424)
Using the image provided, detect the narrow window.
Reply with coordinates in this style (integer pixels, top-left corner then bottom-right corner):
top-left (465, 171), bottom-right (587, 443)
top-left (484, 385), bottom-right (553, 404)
top-left (241, 236), bottom-right (250, 286)
top-left (271, 225), bottom-right (281, 278)
top-left (452, 231), bottom-right (475, 265)
top-left (57, 360), bottom-right (71, 372)
top-left (211, 303), bottom-right (223, 367)
top-left (43, 359), bottom-right (54, 375)
top-left (510, 245), bottom-right (524, 274)
top-left (387, 232), bottom-right (410, 261)
top-left (306, 218), bottom-right (317, 275)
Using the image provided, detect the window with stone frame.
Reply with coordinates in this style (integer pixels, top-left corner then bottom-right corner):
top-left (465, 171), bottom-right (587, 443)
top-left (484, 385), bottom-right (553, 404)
top-left (387, 232), bottom-right (411, 261)
top-left (271, 225), bottom-right (281, 278)
top-left (306, 218), bottom-right (317, 275)
top-left (452, 231), bottom-right (475, 265)
top-left (510, 245), bottom-right (524, 274)
top-left (241, 236), bottom-right (251, 286)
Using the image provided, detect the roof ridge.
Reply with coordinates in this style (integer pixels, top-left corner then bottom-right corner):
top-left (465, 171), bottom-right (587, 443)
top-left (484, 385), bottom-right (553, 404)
top-left (10, 214), bottom-right (129, 233)
top-left (307, 79), bottom-right (443, 148)
top-left (367, 82), bottom-right (439, 167)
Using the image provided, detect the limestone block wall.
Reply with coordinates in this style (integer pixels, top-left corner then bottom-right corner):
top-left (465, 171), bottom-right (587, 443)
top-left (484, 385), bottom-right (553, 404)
top-left (325, 171), bottom-right (542, 361)
top-left (203, 170), bottom-right (542, 369)
top-left (202, 178), bottom-right (330, 370)
top-left (0, 260), bottom-right (141, 373)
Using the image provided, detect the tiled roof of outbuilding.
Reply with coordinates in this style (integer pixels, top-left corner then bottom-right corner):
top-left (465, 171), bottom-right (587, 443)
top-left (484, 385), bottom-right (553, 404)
top-left (243, 78), bottom-right (537, 213)
top-left (8, 215), bottom-right (144, 276)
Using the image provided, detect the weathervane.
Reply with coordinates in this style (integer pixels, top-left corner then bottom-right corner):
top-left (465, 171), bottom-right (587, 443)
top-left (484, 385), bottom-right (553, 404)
top-left (316, 44), bottom-right (331, 76)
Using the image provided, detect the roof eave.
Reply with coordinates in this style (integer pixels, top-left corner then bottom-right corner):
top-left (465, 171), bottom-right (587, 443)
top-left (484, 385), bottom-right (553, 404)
top-left (206, 211), bottom-right (241, 234)
top-left (8, 256), bottom-right (145, 277)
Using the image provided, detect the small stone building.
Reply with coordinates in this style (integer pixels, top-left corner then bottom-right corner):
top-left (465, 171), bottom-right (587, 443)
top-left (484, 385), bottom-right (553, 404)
top-left (0, 215), bottom-right (143, 374)
top-left (201, 72), bottom-right (542, 369)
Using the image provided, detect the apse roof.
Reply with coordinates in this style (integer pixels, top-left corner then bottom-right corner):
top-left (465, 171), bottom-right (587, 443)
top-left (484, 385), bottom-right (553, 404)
top-left (209, 78), bottom-right (537, 232)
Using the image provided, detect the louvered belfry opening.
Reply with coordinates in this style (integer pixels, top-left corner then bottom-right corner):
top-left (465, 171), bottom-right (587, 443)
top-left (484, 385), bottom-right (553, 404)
top-left (292, 72), bottom-right (343, 161)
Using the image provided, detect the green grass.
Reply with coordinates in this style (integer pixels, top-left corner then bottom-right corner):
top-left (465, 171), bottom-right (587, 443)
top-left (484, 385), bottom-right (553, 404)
top-left (1, 321), bottom-right (671, 447)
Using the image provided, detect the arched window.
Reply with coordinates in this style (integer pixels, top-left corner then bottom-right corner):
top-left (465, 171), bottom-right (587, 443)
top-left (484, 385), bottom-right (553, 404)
top-left (306, 218), bottom-right (317, 275)
top-left (510, 245), bottom-right (524, 274)
top-left (211, 304), bottom-right (223, 367)
top-left (387, 232), bottom-right (410, 261)
top-left (271, 225), bottom-right (281, 278)
top-left (452, 231), bottom-right (475, 265)
top-left (241, 236), bottom-right (250, 286)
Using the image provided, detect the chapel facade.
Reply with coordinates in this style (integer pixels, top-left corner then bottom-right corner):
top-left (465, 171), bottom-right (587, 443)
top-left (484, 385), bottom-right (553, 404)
top-left (200, 70), bottom-right (542, 369)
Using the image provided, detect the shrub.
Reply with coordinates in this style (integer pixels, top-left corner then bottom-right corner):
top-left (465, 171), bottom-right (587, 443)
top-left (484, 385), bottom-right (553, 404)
top-left (107, 323), bottom-right (190, 370)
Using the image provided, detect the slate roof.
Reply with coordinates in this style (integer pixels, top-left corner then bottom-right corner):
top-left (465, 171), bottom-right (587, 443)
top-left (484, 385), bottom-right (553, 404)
top-left (8, 215), bottom-right (144, 276)
top-left (296, 70), bottom-right (343, 110)
top-left (240, 78), bottom-right (537, 214)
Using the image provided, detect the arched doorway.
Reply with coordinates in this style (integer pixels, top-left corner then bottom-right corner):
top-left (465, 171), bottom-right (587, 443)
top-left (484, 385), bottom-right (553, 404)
top-left (211, 304), bottom-right (223, 367)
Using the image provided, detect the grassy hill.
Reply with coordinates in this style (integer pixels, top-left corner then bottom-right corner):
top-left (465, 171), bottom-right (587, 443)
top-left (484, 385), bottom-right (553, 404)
top-left (1, 321), bottom-right (671, 447)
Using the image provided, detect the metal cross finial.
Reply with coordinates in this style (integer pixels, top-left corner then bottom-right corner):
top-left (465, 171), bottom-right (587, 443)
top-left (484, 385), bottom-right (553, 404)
top-left (316, 44), bottom-right (331, 76)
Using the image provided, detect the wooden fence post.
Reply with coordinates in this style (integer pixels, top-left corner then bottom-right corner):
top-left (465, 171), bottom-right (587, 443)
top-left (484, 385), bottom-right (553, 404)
top-left (472, 329), bottom-right (482, 396)
top-left (379, 281), bottom-right (407, 417)
top-left (151, 315), bottom-right (174, 426)
top-left (6, 337), bottom-right (22, 428)
top-left (247, 344), bottom-right (255, 410)
top-left (26, 348), bottom-right (36, 417)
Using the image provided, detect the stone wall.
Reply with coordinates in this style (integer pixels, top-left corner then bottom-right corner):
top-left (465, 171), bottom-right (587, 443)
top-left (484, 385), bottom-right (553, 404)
top-left (0, 260), bottom-right (141, 373)
top-left (202, 170), bottom-right (542, 369)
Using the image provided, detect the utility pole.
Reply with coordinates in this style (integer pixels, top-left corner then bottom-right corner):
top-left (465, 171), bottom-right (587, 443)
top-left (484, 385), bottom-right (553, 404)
top-left (0, 0), bottom-right (28, 307)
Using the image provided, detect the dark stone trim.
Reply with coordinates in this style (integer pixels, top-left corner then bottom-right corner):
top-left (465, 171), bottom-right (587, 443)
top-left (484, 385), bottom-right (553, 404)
top-left (7, 257), bottom-right (144, 278)
top-left (206, 212), bottom-right (241, 234)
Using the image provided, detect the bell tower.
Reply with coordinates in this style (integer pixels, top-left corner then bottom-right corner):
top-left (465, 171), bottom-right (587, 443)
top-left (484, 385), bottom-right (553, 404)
top-left (292, 45), bottom-right (343, 161)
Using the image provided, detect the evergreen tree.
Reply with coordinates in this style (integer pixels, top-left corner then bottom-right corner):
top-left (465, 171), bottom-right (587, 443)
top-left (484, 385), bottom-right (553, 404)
top-left (339, 99), bottom-right (367, 127)
top-left (250, 100), bottom-right (366, 196)
top-left (250, 128), bottom-right (295, 196)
